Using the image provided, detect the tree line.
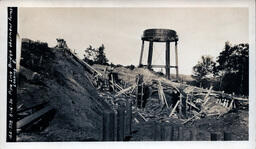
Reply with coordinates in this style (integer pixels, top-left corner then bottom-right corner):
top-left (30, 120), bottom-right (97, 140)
top-left (83, 44), bottom-right (135, 70)
top-left (191, 41), bottom-right (249, 96)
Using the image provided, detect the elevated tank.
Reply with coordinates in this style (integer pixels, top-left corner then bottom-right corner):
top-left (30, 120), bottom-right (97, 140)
top-left (142, 29), bottom-right (178, 42)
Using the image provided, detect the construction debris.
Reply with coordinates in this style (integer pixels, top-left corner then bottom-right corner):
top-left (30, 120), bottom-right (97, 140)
top-left (91, 64), bottom-right (248, 125)
top-left (17, 106), bottom-right (55, 130)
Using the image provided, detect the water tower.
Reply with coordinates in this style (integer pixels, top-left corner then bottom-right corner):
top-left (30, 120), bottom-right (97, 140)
top-left (138, 29), bottom-right (179, 79)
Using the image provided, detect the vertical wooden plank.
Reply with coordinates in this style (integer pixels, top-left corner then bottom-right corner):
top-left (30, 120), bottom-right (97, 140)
top-left (103, 110), bottom-right (115, 141)
top-left (181, 96), bottom-right (187, 118)
top-left (126, 100), bottom-right (132, 136)
top-left (190, 128), bottom-right (197, 141)
top-left (169, 126), bottom-right (174, 141)
top-left (224, 132), bottom-right (232, 141)
top-left (117, 107), bottom-right (125, 141)
top-left (177, 126), bottom-right (183, 141)
top-left (136, 75), bottom-right (144, 109)
top-left (210, 133), bottom-right (218, 141)
top-left (160, 124), bottom-right (166, 141)
top-left (154, 122), bottom-right (161, 141)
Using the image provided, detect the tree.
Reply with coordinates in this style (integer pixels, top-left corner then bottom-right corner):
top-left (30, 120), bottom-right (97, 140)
top-left (192, 55), bottom-right (215, 88)
top-left (215, 42), bottom-right (249, 95)
top-left (83, 45), bottom-right (97, 65)
top-left (83, 44), bottom-right (109, 65)
top-left (94, 44), bottom-right (108, 65)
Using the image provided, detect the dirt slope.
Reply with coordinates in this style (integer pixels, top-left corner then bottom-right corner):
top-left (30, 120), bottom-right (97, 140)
top-left (18, 46), bottom-right (109, 141)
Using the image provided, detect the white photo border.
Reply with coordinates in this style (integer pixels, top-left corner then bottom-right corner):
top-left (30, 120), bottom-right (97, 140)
top-left (0, 0), bottom-right (255, 149)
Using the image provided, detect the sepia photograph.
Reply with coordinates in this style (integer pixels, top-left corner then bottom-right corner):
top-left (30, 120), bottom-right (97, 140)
top-left (16, 7), bottom-right (249, 141)
top-left (0, 0), bottom-right (255, 149)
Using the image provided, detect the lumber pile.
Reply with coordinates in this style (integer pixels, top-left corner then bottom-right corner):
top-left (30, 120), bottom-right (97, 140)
top-left (108, 73), bottom-right (247, 124)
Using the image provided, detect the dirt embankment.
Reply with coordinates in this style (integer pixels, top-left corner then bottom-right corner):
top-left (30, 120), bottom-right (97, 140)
top-left (18, 46), bottom-right (109, 141)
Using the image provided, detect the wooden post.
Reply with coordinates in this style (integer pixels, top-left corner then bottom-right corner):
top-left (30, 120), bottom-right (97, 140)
top-left (177, 126), bottom-right (183, 141)
top-left (103, 110), bottom-right (115, 141)
top-left (210, 133), bottom-right (218, 141)
top-left (160, 124), bottom-right (166, 141)
top-left (126, 100), bottom-right (132, 136)
top-left (154, 122), bottom-right (161, 141)
top-left (136, 75), bottom-right (144, 109)
top-left (169, 126), bottom-right (174, 141)
top-left (175, 41), bottom-right (179, 79)
top-left (165, 42), bottom-right (170, 79)
top-left (139, 40), bottom-right (145, 66)
top-left (181, 96), bottom-right (187, 118)
top-left (224, 132), bottom-right (232, 141)
top-left (160, 124), bottom-right (173, 141)
top-left (190, 128), bottom-right (197, 141)
top-left (117, 107), bottom-right (125, 141)
top-left (147, 41), bottom-right (154, 68)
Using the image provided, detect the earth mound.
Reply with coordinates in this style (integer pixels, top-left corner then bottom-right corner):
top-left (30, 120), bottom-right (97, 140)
top-left (18, 43), bottom-right (109, 141)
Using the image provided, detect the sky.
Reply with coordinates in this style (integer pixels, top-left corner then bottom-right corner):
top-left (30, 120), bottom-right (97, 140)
top-left (19, 7), bottom-right (248, 75)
